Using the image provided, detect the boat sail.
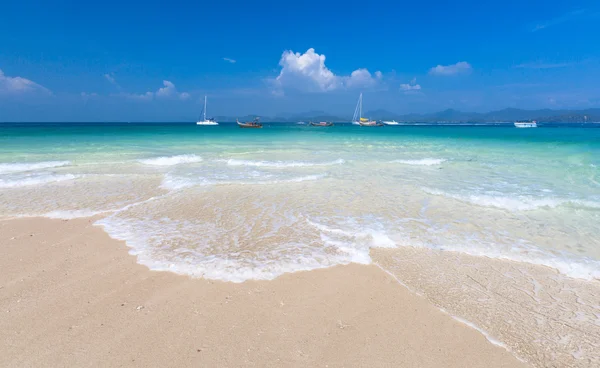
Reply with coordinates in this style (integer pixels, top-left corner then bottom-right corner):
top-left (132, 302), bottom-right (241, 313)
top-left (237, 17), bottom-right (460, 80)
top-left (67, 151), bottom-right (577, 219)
top-left (352, 93), bottom-right (381, 126)
top-left (196, 96), bottom-right (218, 126)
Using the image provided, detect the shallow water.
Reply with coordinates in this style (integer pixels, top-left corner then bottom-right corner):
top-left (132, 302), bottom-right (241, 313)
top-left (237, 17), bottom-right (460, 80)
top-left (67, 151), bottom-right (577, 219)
top-left (1, 122), bottom-right (599, 366)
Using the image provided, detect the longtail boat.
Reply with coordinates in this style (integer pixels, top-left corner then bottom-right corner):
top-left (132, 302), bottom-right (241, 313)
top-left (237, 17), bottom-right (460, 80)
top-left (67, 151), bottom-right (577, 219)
top-left (237, 117), bottom-right (263, 128)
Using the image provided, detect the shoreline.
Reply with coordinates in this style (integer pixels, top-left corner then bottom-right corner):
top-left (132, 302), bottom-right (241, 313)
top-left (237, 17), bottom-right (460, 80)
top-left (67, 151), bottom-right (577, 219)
top-left (0, 217), bottom-right (527, 367)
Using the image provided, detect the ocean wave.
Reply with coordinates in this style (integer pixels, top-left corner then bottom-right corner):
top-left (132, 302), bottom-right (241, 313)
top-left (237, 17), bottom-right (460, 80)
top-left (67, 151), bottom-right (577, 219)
top-left (226, 158), bottom-right (345, 168)
top-left (428, 236), bottom-right (600, 281)
top-left (422, 187), bottom-right (600, 211)
top-left (310, 216), bottom-right (600, 281)
top-left (0, 160), bottom-right (70, 174)
top-left (391, 158), bottom-right (447, 166)
top-left (94, 203), bottom-right (600, 283)
top-left (137, 154), bottom-right (202, 166)
top-left (0, 173), bottom-right (79, 188)
top-left (95, 213), bottom-right (395, 283)
top-left (161, 173), bottom-right (326, 190)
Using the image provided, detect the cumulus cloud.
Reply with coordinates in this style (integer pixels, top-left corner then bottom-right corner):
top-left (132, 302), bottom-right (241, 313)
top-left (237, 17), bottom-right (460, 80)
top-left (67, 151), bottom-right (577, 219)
top-left (223, 57), bottom-right (236, 63)
top-left (400, 80), bottom-right (422, 92)
top-left (429, 61), bottom-right (472, 76)
top-left (156, 80), bottom-right (190, 100)
top-left (273, 48), bottom-right (382, 93)
top-left (115, 80), bottom-right (190, 101)
top-left (0, 68), bottom-right (50, 95)
top-left (345, 68), bottom-right (380, 88)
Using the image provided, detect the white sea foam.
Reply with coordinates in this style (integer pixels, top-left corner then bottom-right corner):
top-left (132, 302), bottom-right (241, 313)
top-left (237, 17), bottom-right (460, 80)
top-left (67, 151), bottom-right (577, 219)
top-left (12, 209), bottom-right (112, 220)
top-left (43, 209), bottom-right (113, 219)
top-left (427, 236), bottom-right (600, 281)
top-left (160, 172), bottom-right (326, 190)
top-left (422, 187), bottom-right (600, 211)
top-left (226, 158), bottom-right (345, 168)
top-left (306, 217), bottom-right (398, 265)
top-left (0, 173), bottom-right (79, 188)
top-left (95, 213), bottom-right (397, 283)
top-left (311, 215), bottom-right (600, 281)
top-left (160, 174), bottom-right (213, 190)
top-left (391, 158), bottom-right (447, 166)
top-left (95, 217), bottom-right (335, 283)
top-left (0, 160), bottom-right (70, 174)
top-left (137, 154), bottom-right (202, 166)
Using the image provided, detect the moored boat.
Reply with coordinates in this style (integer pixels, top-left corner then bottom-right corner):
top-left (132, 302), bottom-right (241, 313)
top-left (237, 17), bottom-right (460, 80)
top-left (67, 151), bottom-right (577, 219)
top-left (237, 117), bottom-right (263, 128)
top-left (514, 120), bottom-right (538, 128)
top-left (196, 96), bottom-right (218, 126)
top-left (358, 119), bottom-right (384, 127)
top-left (352, 93), bottom-right (380, 126)
top-left (309, 122), bottom-right (334, 127)
top-left (382, 120), bottom-right (399, 125)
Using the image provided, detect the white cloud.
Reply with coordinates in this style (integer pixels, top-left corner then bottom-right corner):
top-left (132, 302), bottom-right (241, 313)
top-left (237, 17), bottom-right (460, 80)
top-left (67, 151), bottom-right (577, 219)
top-left (115, 80), bottom-right (190, 101)
top-left (532, 9), bottom-right (586, 32)
top-left (400, 77), bottom-right (422, 92)
top-left (115, 91), bottom-right (154, 101)
top-left (156, 80), bottom-right (190, 100)
top-left (400, 83), bottom-right (422, 91)
top-left (428, 61), bottom-right (472, 76)
top-left (345, 68), bottom-right (380, 88)
top-left (514, 62), bottom-right (575, 69)
top-left (273, 48), bottom-right (381, 93)
top-left (0, 68), bottom-right (50, 95)
top-left (104, 73), bottom-right (119, 87)
top-left (223, 57), bottom-right (236, 64)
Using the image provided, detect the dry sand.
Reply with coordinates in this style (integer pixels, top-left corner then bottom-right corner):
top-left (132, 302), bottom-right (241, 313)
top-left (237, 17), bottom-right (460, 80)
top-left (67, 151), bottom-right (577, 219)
top-left (0, 217), bottom-right (528, 367)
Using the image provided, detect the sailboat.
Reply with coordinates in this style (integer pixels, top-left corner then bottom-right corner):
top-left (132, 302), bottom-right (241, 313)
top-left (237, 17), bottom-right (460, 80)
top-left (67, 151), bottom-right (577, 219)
top-left (352, 93), bottom-right (382, 127)
top-left (196, 96), bottom-right (218, 126)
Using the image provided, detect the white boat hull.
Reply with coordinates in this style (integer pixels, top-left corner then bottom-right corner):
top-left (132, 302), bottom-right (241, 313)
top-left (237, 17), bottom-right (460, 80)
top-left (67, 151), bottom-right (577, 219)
top-left (382, 121), bottom-right (399, 125)
top-left (196, 121), bottom-right (218, 126)
top-left (514, 122), bottom-right (537, 128)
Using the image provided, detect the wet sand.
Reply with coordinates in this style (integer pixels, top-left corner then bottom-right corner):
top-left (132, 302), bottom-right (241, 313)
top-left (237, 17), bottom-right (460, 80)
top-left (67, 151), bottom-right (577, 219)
top-left (0, 217), bottom-right (527, 367)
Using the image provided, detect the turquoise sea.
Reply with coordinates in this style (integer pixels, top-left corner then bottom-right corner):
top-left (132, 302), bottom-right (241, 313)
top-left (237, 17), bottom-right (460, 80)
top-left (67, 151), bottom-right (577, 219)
top-left (1, 122), bottom-right (599, 366)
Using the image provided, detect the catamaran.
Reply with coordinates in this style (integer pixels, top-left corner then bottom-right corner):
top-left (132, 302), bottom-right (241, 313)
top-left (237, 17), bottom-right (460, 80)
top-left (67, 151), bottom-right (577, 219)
top-left (352, 93), bottom-right (382, 127)
top-left (196, 96), bottom-right (218, 126)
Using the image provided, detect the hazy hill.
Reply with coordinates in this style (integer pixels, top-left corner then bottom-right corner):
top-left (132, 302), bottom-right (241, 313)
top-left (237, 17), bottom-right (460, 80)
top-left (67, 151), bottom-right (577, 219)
top-left (213, 108), bottom-right (600, 123)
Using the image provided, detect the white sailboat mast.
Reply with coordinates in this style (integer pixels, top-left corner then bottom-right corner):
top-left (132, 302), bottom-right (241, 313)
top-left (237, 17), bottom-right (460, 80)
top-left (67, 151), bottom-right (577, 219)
top-left (359, 93), bottom-right (363, 120)
top-left (204, 96), bottom-right (207, 121)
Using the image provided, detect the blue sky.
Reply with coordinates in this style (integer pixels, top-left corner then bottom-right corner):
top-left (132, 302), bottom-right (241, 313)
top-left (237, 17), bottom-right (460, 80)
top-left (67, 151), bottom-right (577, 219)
top-left (1, 0), bottom-right (599, 121)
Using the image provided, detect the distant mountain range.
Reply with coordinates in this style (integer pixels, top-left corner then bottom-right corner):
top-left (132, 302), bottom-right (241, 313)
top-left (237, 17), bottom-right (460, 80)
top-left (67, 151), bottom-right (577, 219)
top-left (215, 108), bottom-right (600, 123)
